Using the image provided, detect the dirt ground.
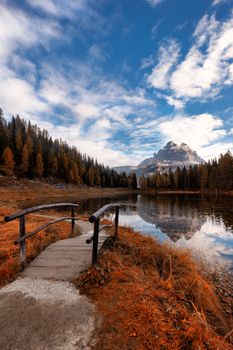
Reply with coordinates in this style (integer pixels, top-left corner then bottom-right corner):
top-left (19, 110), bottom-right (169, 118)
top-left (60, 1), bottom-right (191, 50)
top-left (0, 176), bottom-right (132, 210)
top-left (0, 278), bottom-right (97, 350)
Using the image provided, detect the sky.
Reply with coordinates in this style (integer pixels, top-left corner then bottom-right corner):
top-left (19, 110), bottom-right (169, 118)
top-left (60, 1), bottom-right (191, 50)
top-left (0, 0), bottom-right (233, 166)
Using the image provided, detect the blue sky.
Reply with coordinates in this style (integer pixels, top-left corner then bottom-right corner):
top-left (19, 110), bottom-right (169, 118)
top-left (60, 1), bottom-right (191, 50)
top-left (0, 0), bottom-right (233, 166)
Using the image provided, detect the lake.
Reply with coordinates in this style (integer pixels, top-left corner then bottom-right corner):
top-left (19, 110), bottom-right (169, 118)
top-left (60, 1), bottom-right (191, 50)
top-left (78, 193), bottom-right (233, 271)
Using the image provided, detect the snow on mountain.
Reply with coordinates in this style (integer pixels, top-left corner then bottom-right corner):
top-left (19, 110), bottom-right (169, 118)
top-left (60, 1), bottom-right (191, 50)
top-left (113, 141), bottom-right (204, 176)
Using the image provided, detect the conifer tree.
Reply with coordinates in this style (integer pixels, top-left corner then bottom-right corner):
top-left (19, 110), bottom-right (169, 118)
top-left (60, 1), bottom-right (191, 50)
top-left (131, 173), bottom-right (137, 189)
top-left (16, 130), bottom-right (23, 153)
top-left (21, 144), bottom-right (29, 175)
top-left (1, 147), bottom-right (15, 176)
top-left (70, 161), bottom-right (81, 184)
top-left (87, 166), bottom-right (95, 186)
top-left (26, 133), bottom-right (33, 155)
top-left (0, 108), bottom-right (7, 156)
top-left (35, 153), bottom-right (44, 178)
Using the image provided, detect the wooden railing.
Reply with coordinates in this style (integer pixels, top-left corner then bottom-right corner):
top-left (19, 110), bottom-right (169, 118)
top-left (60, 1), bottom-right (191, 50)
top-left (4, 202), bottom-right (129, 271)
top-left (4, 203), bottom-right (79, 271)
top-left (87, 204), bottom-right (120, 265)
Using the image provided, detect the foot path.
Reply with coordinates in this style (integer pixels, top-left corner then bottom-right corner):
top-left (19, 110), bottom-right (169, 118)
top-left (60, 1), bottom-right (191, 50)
top-left (0, 220), bottom-right (107, 350)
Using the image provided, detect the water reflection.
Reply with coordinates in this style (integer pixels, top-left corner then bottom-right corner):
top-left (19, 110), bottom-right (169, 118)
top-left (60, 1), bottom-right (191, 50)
top-left (78, 194), bottom-right (233, 270)
top-left (136, 195), bottom-right (205, 242)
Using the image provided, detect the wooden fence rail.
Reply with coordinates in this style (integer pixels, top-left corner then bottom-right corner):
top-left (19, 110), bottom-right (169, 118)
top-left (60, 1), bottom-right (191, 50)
top-left (3, 202), bottom-right (129, 271)
top-left (4, 203), bottom-right (79, 271)
top-left (86, 203), bottom-right (120, 265)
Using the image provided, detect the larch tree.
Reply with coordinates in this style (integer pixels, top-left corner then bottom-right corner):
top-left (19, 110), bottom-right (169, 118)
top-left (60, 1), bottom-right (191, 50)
top-left (70, 161), bottom-right (81, 184)
top-left (131, 173), bottom-right (138, 189)
top-left (199, 164), bottom-right (208, 190)
top-left (0, 108), bottom-right (7, 156)
top-left (21, 144), bottom-right (29, 175)
top-left (16, 130), bottom-right (23, 153)
top-left (87, 166), bottom-right (95, 186)
top-left (35, 153), bottom-right (44, 178)
top-left (1, 147), bottom-right (15, 176)
top-left (25, 133), bottom-right (33, 155)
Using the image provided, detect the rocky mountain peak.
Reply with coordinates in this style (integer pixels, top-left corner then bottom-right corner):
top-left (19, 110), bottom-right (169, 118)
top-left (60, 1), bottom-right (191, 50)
top-left (165, 141), bottom-right (177, 148)
top-left (113, 141), bottom-right (204, 176)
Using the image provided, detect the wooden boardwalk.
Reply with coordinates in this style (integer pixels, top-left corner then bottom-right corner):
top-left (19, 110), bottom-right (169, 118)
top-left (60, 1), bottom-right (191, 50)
top-left (21, 221), bottom-right (108, 280)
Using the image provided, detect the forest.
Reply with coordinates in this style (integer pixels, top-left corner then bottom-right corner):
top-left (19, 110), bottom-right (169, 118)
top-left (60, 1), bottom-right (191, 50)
top-left (0, 109), bottom-right (137, 189)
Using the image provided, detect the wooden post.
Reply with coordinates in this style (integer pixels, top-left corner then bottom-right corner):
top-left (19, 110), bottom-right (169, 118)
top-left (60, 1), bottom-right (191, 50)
top-left (71, 207), bottom-right (75, 235)
top-left (114, 207), bottom-right (119, 240)
top-left (92, 218), bottom-right (99, 266)
top-left (19, 216), bottom-right (26, 271)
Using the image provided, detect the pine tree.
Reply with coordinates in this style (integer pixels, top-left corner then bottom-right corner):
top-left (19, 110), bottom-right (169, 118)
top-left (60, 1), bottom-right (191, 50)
top-left (35, 153), bottom-right (44, 178)
top-left (139, 175), bottom-right (147, 189)
top-left (48, 154), bottom-right (58, 176)
top-left (0, 109), bottom-right (7, 156)
top-left (199, 164), bottom-right (208, 190)
top-left (21, 144), bottom-right (29, 175)
top-left (87, 166), bottom-right (95, 186)
top-left (218, 152), bottom-right (233, 190)
top-left (131, 173), bottom-right (137, 189)
top-left (1, 147), bottom-right (15, 176)
top-left (16, 130), bottom-right (23, 153)
top-left (26, 133), bottom-right (33, 155)
top-left (68, 169), bottom-right (74, 183)
top-left (70, 161), bottom-right (82, 184)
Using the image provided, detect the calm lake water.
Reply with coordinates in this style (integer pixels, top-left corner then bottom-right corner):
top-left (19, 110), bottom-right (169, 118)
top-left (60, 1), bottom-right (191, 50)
top-left (78, 194), bottom-right (233, 271)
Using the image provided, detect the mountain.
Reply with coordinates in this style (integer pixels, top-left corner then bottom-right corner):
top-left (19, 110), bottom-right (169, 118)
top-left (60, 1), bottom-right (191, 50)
top-left (113, 141), bottom-right (204, 176)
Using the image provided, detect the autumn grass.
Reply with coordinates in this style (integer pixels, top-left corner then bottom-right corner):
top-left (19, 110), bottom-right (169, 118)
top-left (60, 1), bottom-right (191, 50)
top-left (0, 206), bottom-right (85, 286)
top-left (76, 227), bottom-right (233, 350)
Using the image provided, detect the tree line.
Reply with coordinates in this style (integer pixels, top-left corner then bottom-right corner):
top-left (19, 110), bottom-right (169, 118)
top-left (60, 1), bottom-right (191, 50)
top-left (139, 152), bottom-right (233, 191)
top-left (0, 109), bottom-right (138, 188)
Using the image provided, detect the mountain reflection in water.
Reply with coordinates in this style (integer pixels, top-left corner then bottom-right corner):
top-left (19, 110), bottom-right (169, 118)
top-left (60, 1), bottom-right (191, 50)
top-left (78, 194), bottom-right (233, 270)
top-left (136, 195), bottom-right (205, 242)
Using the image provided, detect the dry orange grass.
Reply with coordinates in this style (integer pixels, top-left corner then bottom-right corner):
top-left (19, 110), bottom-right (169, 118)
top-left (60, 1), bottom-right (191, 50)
top-left (77, 227), bottom-right (233, 350)
top-left (0, 206), bottom-right (79, 286)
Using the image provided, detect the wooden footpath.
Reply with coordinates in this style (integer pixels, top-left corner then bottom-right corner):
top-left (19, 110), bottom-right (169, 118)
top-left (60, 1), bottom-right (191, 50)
top-left (21, 221), bottom-right (108, 280)
top-left (4, 203), bottom-right (120, 281)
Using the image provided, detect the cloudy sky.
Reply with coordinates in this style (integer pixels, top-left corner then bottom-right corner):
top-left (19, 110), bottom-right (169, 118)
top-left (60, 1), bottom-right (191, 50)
top-left (0, 0), bottom-right (233, 166)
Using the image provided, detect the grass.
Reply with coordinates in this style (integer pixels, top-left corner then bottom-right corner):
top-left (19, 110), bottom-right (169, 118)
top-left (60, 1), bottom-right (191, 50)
top-left (76, 227), bottom-right (233, 350)
top-left (0, 206), bottom-right (81, 286)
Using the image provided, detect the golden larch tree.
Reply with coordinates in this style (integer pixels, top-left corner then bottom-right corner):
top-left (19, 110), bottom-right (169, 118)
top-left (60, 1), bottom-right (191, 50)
top-left (21, 144), bottom-right (29, 174)
top-left (15, 130), bottom-right (23, 153)
top-left (1, 147), bottom-right (15, 176)
top-left (35, 153), bottom-right (44, 178)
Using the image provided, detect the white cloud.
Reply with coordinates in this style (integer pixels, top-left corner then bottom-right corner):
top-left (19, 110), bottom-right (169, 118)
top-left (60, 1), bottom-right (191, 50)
top-left (158, 113), bottom-right (230, 159)
top-left (0, 3), bottom-right (60, 61)
top-left (171, 14), bottom-right (233, 99)
top-left (145, 0), bottom-right (166, 7)
top-left (29, 119), bottom-right (136, 167)
top-left (141, 55), bottom-right (155, 70)
top-left (27, 0), bottom-right (87, 18)
top-left (89, 44), bottom-right (106, 62)
top-left (148, 13), bottom-right (233, 105)
top-left (0, 77), bottom-right (48, 116)
top-left (212, 0), bottom-right (229, 6)
top-left (164, 96), bottom-right (184, 110)
top-left (147, 40), bottom-right (180, 89)
top-left (151, 19), bottom-right (163, 39)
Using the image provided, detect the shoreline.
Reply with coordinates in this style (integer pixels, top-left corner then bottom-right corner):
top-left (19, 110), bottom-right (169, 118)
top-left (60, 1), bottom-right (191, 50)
top-left (77, 227), bottom-right (233, 349)
top-left (1, 177), bottom-right (233, 210)
top-left (138, 188), bottom-right (233, 197)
